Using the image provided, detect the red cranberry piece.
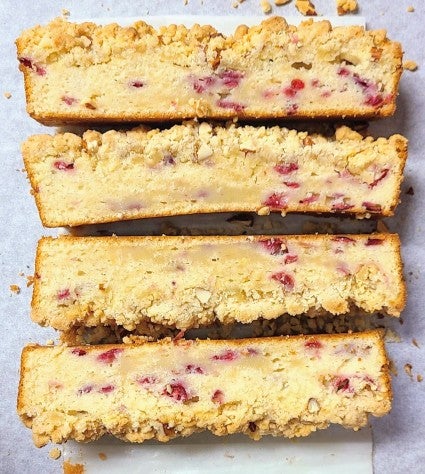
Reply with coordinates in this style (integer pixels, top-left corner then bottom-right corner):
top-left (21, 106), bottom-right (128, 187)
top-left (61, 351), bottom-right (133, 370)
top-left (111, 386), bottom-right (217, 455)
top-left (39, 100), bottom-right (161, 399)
top-left (353, 74), bottom-right (372, 90)
top-left (57, 288), bottom-right (70, 300)
top-left (163, 382), bottom-right (188, 402)
top-left (259, 238), bottom-right (286, 256)
top-left (185, 364), bottom-right (204, 374)
top-left (130, 80), bottom-right (144, 88)
top-left (77, 384), bottom-right (93, 395)
top-left (332, 202), bottom-right (354, 211)
top-left (212, 389), bottom-right (225, 405)
top-left (137, 375), bottom-right (158, 385)
top-left (331, 236), bottom-right (355, 244)
top-left (333, 376), bottom-right (351, 392)
top-left (291, 79), bottom-right (305, 90)
top-left (305, 339), bottom-right (322, 350)
top-left (246, 347), bottom-right (259, 356)
top-left (337, 264), bottom-right (350, 276)
top-left (337, 67), bottom-right (350, 77)
top-left (311, 78), bottom-right (321, 87)
top-left (263, 192), bottom-right (287, 209)
top-left (212, 350), bottom-right (238, 361)
top-left (299, 194), bottom-right (319, 204)
top-left (365, 238), bottom-right (384, 246)
top-left (370, 169), bottom-right (389, 188)
top-left (19, 57), bottom-right (46, 76)
top-left (274, 162), bottom-right (299, 175)
top-left (287, 104), bottom-right (299, 115)
top-left (218, 70), bottom-right (244, 88)
top-left (61, 95), bottom-right (77, 106)
top-left (283, 181), bottom-right (300, 188)
top-left (271, 272), bottom-right (294, 290)
top-left (365, 94), bottom-right (384, 107)
top-left (283, 87), bottom-right (297, 98)
top-left (216, 99), bottom-right (245, 112)
top-left (97, 348), bottom-right (123, 364)
top-left (71, 348), bottom-right (87, 356)
top-left (284, 254), bottom-right (298, 264)
top-left (54, 161), bottom-right (74, 171)
top-left (362, 202), bottom-right (382, 212)
top-left (193, 76), bottom-right (215, 93)
top-left (99, 384), bottom-right (115, 394)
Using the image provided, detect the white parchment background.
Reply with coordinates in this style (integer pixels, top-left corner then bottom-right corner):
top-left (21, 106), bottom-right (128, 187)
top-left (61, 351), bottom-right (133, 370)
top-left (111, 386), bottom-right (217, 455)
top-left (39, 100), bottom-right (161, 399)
top-left (0, 1), bottom-right (424, 473)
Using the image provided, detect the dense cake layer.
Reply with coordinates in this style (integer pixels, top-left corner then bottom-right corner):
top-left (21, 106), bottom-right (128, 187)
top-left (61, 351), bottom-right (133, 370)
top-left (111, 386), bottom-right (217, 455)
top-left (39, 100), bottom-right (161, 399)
top-left (18, 331), bottom-right (392, 447)
top-left (16, 17), bottom-right (402, 124)
top-left (22, 123), bottom-right (407, 227)
top-left (32, 234), bottom-right (405, 333)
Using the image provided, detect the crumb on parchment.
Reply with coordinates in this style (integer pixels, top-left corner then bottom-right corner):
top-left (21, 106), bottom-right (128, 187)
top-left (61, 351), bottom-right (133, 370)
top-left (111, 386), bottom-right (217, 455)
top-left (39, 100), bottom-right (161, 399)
top-left (407, 6), bottom-right (414, 12)
top-left (417, 375), bottom-right (423, 382)
top-left (49, 448), bottom-right (61, 460)
top-left (98, 452), bottom-right (107, 461)
top-left (275, 0), bottom-right (291, 5)
top-left (295, 0), bottom-right (317, 15)
top-left (403, 60), bottom-right (418, 71)
top-left (10, 284), bottom-right (20, 294)
top-left (412, 338), bottom-right (420, 348)
top-left (260, 0), bottom-right (272, 13)
top-left (3, 92), bottom-right (11, 99)
top-left (337, 0), bottom-right (358, 15)
top-left (63, 460), bottom-right (85, 474)
top-left (26, 275), bottom-right (35, 287)
top-left (404, 363), bottom-right (413, 379)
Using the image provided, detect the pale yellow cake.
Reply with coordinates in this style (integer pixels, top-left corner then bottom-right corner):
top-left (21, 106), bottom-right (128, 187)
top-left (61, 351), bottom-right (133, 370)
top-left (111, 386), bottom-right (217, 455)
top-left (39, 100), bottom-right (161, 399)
top-left (16, 17), bottom-right (402, 124)
top-left (32, 234), bottom-right (405, 336)
top-left (22, 123), bottom-right (407, 227)
top-left (17, 331), bottom-right (392, 447)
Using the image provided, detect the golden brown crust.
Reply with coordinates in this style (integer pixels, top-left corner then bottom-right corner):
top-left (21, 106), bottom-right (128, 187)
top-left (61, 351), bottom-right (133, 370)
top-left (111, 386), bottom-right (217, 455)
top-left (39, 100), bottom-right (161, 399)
top-left (16, 17), bottom-right (403, 123)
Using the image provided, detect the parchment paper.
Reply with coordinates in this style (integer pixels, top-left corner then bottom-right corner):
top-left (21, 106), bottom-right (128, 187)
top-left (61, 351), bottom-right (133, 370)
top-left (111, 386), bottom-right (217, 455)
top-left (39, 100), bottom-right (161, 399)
top-left (1, 1), bottom-right (424, 473)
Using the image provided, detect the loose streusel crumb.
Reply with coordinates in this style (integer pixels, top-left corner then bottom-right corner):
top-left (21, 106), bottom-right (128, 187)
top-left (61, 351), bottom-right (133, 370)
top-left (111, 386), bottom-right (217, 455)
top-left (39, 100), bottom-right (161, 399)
top-left (260, 0), bottom-right (272, 13)
top-left (406, 186), bottom-right (415, 195)
top-left (10, 284), bottom-right (21, 294)
top-left (98, 452), bottom-right (107, 461)
top-left (417, 375), bottom-right (423, 382)
top-left (61, 9), bottom-right (70, 18)
top-left (275, 0), bottom-right (291, 5)
top-left (337, 0), bottom-right (358, 15)
top-left (407, 6), bottom-right (414, 12)
top-left (46, 339), bottom-right (55, 346)
top-left (412, 338), bottom-right (420, 348)
top-left (403, 60), bottom-right (418, 71)
top-left (63, 461), bottom-right (85, 474)
top-left (404, 363), bottom-right (413, 378)
top-left (295, 0), bottom-right (317, 15)
top-left (49, 448), bottom-right (61, 460)
top-left (3, 91), bottom-right (11, 99)
top-left (389, 359), bottom-right (398, 376)
top-left (26, 275), bottom-right (35, 287)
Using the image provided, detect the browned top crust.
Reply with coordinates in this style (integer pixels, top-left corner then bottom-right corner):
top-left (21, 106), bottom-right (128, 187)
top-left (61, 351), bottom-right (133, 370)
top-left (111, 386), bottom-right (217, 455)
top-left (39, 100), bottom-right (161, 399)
top-left (16, 17), bottom-right (403, 122)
